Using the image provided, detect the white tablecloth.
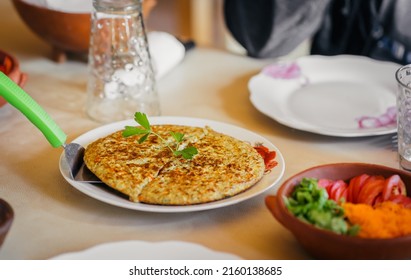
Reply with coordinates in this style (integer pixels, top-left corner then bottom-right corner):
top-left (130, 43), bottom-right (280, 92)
top-left (0, 0), bottom-right (400, 260)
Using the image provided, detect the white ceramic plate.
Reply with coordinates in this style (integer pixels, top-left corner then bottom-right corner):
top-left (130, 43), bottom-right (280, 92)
top-left (59, 116), bottom-right (285, 213)
top-left (249, 55), bottom-right (400, 137)
top-left (51, 240), bottom-right (241, 260)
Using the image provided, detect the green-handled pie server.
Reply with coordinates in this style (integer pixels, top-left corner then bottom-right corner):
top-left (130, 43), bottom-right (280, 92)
top-left (0, 71), bottom-right (100, 183)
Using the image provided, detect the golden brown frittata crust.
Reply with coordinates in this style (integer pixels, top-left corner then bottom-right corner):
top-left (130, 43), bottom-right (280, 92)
top-left (83, 125), bottom-right (265, 205)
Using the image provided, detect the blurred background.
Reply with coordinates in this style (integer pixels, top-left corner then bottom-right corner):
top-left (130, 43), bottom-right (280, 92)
top-left (148, 0), bottom-right (309, 59)
top-left (147, 0), bottom-right (228, 49)
top-left (1, 0), bottom-right (308, 62)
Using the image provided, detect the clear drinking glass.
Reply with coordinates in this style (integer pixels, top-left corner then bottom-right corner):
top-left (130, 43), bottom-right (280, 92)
top-left (396, 65), bottom-right (411, 171)
top-left (86, 0), bottom-right (160, 123)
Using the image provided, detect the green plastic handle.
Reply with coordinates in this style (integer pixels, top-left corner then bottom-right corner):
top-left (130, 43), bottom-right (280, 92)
top-left (0, 72), bottom-right (67, 148)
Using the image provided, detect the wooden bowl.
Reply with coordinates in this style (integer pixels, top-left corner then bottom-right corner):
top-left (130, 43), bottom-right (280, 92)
top-left (0, 198), bottom-right (14, 248)
top-left (12, 0), bottom-right (157, 62)
top-left (265, 162), bottom-right (411, 259)
top-left (12, 0), bottom-right (91, 62)
top-left (0, 49), bottom-right (27, 108)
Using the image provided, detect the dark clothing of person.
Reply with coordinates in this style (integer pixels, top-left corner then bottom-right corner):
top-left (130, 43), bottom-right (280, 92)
top-left (224, 0), bottom-right (411, 64)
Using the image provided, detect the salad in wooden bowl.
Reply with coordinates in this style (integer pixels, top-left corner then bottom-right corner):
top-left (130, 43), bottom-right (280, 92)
top-left (266, 162), bottom-right (411, 259)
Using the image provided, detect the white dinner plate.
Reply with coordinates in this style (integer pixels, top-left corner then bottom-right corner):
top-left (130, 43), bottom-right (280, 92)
top-left (249, 55), bottom-right (400, 137)
top-left (51, 240), bottom-right (241, 260)
top-left (59, 116), bottom-right (285, 213)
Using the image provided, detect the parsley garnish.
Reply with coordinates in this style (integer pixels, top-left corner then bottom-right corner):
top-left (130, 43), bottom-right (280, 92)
top-left (122, 112), bottom-right (198, 160)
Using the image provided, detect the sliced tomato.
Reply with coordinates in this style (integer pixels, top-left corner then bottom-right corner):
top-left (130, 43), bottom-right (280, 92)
top-left (328, 181), bottom-right (339, 199)
top-left (347, 174), bottom-right (370, 203)
top-left (332, 183), bottom-right (348, 203)
top-left (265, 159), bottom-right (278, 170)
top-left (357, 176), bottom-right (385, 205)
top-left (347, 177), bottom-right (356, 203)
top-left (264, 151), bottom-right (276, 162)
top-left (340, 187), bottom-right (348, 202)
top-left (254, 146), bottom-right (277, 171)
top-left (318, 178), bottom-right (334, 193)
top-left (388, 194), bottom-right (406, 204)
top-left (374, 194), bottom-right (383, 205)
top-left (254, 146), bottom-right (269, 157)
top-left (329, 180), bottom-right (347, 201)
top-left (264, 151), bottom-right (277, 169)
top-left (382, 175), bottom-right (407, 201)
top-left (318, 179), bottom-right (334, 198)
top-left (388, 194), bottom-right (411, 209)
top-left (403, 199), bottom-right (411, 209)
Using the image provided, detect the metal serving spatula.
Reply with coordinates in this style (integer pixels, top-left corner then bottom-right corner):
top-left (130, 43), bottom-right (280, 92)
top-left (0, 72), bottom-right (101, 183)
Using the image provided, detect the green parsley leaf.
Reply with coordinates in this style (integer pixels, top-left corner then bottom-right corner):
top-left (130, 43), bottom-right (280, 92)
top-left (123, 112), bottom-right (199, 160)
top-left (122, 126), bottom-right (149, 137)
top-left (134, 112), bottom-right (151, 130)
top-left (170, 131), bottom-right (185, 143)
top-left (138, 133), bottom-right (150, 144)
top-left (174, 146), bottom-right (198, 159)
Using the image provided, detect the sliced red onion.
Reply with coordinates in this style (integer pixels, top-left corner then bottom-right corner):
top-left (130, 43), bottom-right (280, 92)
top-left (262, 62), bottom-right (302, 79)
top-left (357, 106), bottom-right (397, 129)
top-left (357, 116), bottom-right (382, 129)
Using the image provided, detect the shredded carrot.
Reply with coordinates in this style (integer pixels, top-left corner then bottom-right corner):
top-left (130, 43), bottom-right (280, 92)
top-left (343, 201), bottom-right (411, 238)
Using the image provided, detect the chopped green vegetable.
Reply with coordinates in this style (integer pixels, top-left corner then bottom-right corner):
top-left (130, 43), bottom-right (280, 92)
top-left (122, 112), bottom-right (198, 160)
top-left (284, 177), bottom-right (359, 236)
top-left (173, 146), bottom-right (198, 159)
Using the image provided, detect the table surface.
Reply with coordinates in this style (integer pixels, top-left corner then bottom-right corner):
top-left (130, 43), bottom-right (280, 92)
top-left (0, 0), bottom-right (401, 260)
